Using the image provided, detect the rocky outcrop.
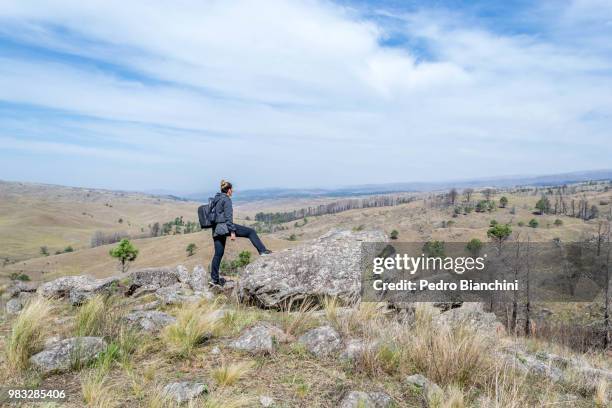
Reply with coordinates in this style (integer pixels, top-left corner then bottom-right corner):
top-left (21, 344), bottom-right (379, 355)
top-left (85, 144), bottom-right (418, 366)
top-left (124, 311), bottom-right (176, 332)
top-left (162, 381), bottom-right (207, 404)
top-left (434, 302), bottom-right (504, 335)
top-left (5, 281), bottom-right (38, 299)
top-left (30, 337), bottom-right (107, 373)
top-left (239, 230), bottom-right (387, 307)
top-left (229, 322), bottom-right (290, 354)
top-left (129, 265), bottom-right (213, 304)
top-left (37, 275), bottom-right (119, 305)
top-left (298, 325), bottom-right (342, 357)
top-left (339, 391), bottom-right (392, 408)
top-left (5, 291), bottom-right (35, 315)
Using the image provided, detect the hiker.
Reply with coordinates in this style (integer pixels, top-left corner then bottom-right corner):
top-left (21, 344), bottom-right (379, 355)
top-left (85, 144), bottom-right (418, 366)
top-left (210, 179), bottom-right (272, 286)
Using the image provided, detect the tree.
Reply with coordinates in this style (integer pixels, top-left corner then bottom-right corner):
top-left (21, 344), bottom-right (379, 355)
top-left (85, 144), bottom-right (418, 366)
top-left (423, 240), bottom-right (445, 258)
top-left (186, 243), bottom-right (197, 256)
top-left (463, 188), bottom-right (474, 203)
top-left (109, 239), bottom-right (139, 273)
top-left (535, 196), bottom-right (551, 215)
top-left (499, 196), bottom-right (508, 208)
top-left (487, 223), bottom-right (512, 251)
top-left (390, 230), bottom-right (399, 240)
top-left (483, 188), bottom-right (496, 200)
top-left (40, 246), bottom-right (49, 256)
top-left (466, 238), bottom-right (483, 257)
top-left (528, 218), bottom-right (539, 228)
top-left (448, 188), bottom-right (458, 205)
top-left (589, 205), bottom-right (599, 220)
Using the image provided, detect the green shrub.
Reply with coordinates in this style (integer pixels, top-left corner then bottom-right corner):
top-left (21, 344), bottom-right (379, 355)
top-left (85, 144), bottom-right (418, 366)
top-left (528, 219), bottom-right (539, 228)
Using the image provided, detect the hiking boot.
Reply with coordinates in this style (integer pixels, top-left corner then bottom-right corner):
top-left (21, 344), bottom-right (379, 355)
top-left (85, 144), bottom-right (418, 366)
top-left (260, 249), bottom-right (273, 256)
top-left (210, 277), bottom-right (226, 287)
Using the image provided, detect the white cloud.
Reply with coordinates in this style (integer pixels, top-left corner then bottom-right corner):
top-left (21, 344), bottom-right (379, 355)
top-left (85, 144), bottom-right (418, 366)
top-left (0, 0), bottom-right (610, 189)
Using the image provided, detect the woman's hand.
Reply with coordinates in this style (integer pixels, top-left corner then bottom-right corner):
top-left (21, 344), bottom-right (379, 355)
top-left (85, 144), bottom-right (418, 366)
top-left (230, 232), bottom-right (236, 241)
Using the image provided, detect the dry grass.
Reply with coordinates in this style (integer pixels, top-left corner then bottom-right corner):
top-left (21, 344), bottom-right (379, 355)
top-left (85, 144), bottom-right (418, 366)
top-left (5, 297), bottom-right (52, 371)
top-left (162, 301), bottom-right (223, 357)
top-left (277, 297), bottom-right (317, 336)
top-left (211, 360), bottom-right (254, 387)
top-left (594, 379), bottom-right (609, 407)
top-left (195, 391), bottom-right (253, 408)
top-left (75, 295), bottom-right (107, 336)
top-left (81, 370), bottom-right (118, 408)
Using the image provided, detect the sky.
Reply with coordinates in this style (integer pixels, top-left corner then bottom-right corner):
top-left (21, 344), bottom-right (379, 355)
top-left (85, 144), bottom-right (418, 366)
top-left (0, 0), bottom-right (611, 192)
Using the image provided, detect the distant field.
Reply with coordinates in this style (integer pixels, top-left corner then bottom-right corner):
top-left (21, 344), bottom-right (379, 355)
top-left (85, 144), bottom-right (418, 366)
top-left (1, 180), bottom-right (610, 287)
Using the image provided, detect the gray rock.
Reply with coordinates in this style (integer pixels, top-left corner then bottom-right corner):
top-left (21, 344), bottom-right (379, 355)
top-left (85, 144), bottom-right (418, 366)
top-left (155, 283), bottom-right (201, 305)
top-left (124, 311), bottom-right (176, 332)
top-left (339, 391), bottom-right (393, 408)
top-left (176, 264), bottom-right (190, 284)
top-left (132, 284), bottom-right (160, 298)
top-left (37, 275), bottom-right (119, 305)
top-left (163, 381), bottom-right (207, 404)
top-left (229, 322), bottom-right (289, 354)
top-left (130, 267), bottom-right (179, 288)
top-left (30, 337), bottom-right (107, 373)
top-left (210, 346), bottom-right (221, 355)
top-left (434, 302), bottom-right (504, 335)
top-left (405, 374), bottom-right (442, 397)
top-left (259, 395), bottom-right (274, 407)
top-left (190, 265), bottom-right (208, 292)
top-left (340, 338), bottom-right (378, 361)
top-left (44, 336), bottom-right (61, 348)
top-left (5, 281), bottom-right (38, 298)
top-left (298, 325), bottom-right (342, 357)
top-left (239, 229), bottom-right (387, 307)
top-left (132, 300), bottom-right (161, 311)
top-left (6, 298), bottom-right (24, 315)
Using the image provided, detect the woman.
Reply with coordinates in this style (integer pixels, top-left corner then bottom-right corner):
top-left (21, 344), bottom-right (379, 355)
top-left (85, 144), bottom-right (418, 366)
top-left (210, 179), bottom-right (272, 286)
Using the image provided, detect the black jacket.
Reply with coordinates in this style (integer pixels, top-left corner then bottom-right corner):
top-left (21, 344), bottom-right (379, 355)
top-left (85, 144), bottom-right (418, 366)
top-left (211, 192), bottom-right (235, 237)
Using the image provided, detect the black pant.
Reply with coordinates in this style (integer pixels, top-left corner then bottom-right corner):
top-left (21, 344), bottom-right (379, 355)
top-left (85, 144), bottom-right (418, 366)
top-left (211, 224), bottom-right (267, 282)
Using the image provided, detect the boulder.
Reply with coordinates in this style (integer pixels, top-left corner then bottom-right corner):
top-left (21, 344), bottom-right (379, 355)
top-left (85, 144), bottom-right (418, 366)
top-left (155, 283), bottom-right (202, 305)
top-left (239, 229), bottom-right (387, 307)
top-left (434, 302), bottom-right (504, 335)
top-left (124, 311), bottom-right (176, 332)
top-left (190, 265), bottom-right (208, 292)
top-left (163, 381), bottom-right (207, 404)
top-left (130, 267), bottom-right (180, 288)
top-left (340, 338), bottom-right (378, 361)
top-left (5, 281), bottom-right (38, 298)
top-left (298, 325), bottom-right (342, 357)
top-left (176, 265), bottom-right (190, 284)
top-left (405, 374), bottom-right (442, 397)
top-left (229, 322), bottom-right (290, 354)
top-left (5, 292), bottom-right (34, 315)
top-left (339, 391), bottom-right (392, 408)
top-left (30, 337), bottom-right (106, 373)
top-left (37, 275), bottom-right (119, 305)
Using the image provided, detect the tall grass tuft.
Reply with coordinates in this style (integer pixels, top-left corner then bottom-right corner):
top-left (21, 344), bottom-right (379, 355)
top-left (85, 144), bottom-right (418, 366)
top-left (162, 302), bottom-right (223, 357)
top-left (211, 361), bottom-right (254, 387)
top-left (81, 370), bottom-right (117, 408)
top-left (5, 297), bottom-right (52, 371)
top-left (75, 295), bottom-right (107, 336)
top-left (278, 297), bottom-right (316, 336)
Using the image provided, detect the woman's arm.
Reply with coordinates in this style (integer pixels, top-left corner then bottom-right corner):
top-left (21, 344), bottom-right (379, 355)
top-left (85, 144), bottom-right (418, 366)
top-left (224, 196), bottom-right (236, 233)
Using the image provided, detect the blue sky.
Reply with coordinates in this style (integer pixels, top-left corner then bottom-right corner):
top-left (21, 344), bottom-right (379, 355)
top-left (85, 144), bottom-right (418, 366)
top-left (0, 0), bottom-right (611, 192)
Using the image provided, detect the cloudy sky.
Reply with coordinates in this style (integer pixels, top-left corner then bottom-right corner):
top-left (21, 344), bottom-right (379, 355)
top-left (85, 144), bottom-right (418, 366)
top-left (0, 0), bottom-right (611, 192)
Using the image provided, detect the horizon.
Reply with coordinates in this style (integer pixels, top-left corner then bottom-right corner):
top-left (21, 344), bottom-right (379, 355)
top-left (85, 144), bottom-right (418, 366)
top-left (1, 0), bottom-right (612, 191)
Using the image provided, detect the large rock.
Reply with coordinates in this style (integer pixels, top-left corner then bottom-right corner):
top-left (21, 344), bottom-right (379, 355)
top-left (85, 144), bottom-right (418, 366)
top-left (124, 311), bottom-right (176, 332)
top-left (130, 267), bottom-right (180, 288)
top-left (155, 283), bottom-right (200, 305)
top-left (434, 302), bottom-right (504, 335)
top-left (339, 391), bottom-right (392, 408)
top-left (340, 338), bottom-right (378, 361)
top-left (239, 230), bottom-right (387, 307)
top-left (5, 292), bottom-right (35, 315)
top-left (298, 325), bottom-right (342, 357)
top-left (229, 322), bottom-right (290, 354)
top-left (190, 265), bottom-right (208, 292)
top-left (163, 381), bottom-right (207, 404)
top-left (37, 275), bottom-right (119, 305)
top-left (5, 281), bottom-right (38, 298)
top-left (30, 337), bottom-right (107, 373)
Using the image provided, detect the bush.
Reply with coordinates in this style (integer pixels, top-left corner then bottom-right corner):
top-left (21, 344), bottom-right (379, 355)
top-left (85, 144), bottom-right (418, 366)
top-left (390, 230), bottom-right (399, 240)
top-left (9, 272), bottom-right (30, 281)
top-left (518, 221), bottom-right (525, 227)
top-left (186, 243), bottom-right (197, 256)
top-left (554, 219), bottom-right (563, 226)
top-left (499, 196), bottom-right (508, 208)
top-left (466, 239), bottom-right (483, 257)
top-left (287, 234), bottom-right (297, 241)
top-left (528, 218), bottom-right (539, 228)
top-left (5, 298), bottom-right (52, 371)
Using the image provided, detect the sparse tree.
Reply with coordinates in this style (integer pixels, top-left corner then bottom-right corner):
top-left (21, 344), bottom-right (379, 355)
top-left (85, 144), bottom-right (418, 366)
top-left (535, 196), bottom-right (551, 215)
top-left (483, 188), bottom-right (496, 201)
top-left (448, 188), bottom-right (458, 206)
top-left (109, 239), bottom-right (139, 273)
top-left (463, 188), bottom-right (474, 203)
top-left (466, 238), bottom-right (483, 257)
top-left (589, 205), bottom-right (599, 220)
top-left (390, 230), bottom-right (399, 240)
top-left (186, 243), bottom-right (197, 256)
top-left (487, 223), bottom-right (512, 252)
top-left (499, 196), bottom-right (508, 208)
